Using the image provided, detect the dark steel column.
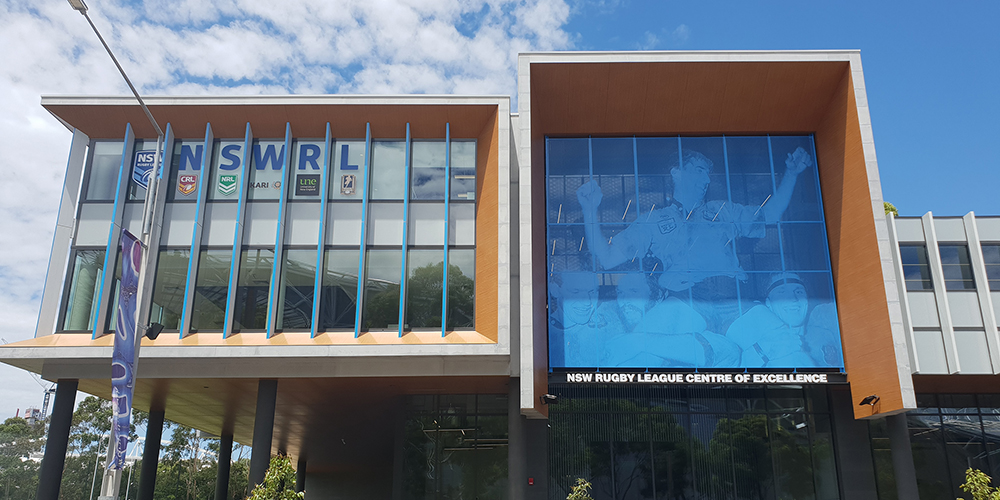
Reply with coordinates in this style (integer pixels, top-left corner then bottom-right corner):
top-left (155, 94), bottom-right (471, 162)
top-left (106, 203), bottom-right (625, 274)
top-left (214, 433), bottom-right (233, 500)
top-left (295, 455), bottom-right (306, 493)
top-left (249, 379), bottom-right (278, 488)
top-left (886, 413), bottom-right (919, 500)
top-left (137, 409), bottom-right (165, 500)
top-left (36, 379), bottom-right (77, 500)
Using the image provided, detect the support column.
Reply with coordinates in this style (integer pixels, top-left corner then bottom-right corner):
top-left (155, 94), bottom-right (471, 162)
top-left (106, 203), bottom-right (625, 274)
top-left (214, 433), bottom-right (233, 500)
top-left (137, 409), bottom-right (165, 500)
top-left (886, 413), bottom-right (919, 500)
top-left (523, 417), bottom-right (548, 500)
top-left (508, 379), bottom-right (527, 500)
top-left (36, 379), bottom-right (78, 500)
top-left (295, 455), bottom-right (306, 493)
top-left (249, 379), bottom-right (278, 488)
top-left (829, 385), bottom-right (878, 500)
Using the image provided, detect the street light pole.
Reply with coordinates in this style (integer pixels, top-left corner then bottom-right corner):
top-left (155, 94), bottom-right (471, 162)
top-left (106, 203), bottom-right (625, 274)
top-left (67, 1), bottom-right (164, 498)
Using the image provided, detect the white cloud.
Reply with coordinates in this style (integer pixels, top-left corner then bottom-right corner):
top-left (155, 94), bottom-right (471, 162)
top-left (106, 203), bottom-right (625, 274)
top-left (672, 23), bottom-right (691, 43)
top-left (0, 0), bottom-right (572, 417)
top-left (637, 31), bottom-right (659, 50)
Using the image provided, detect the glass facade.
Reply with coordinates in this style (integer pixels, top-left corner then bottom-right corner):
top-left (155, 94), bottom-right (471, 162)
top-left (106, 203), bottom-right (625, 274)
top-left (545, 135), bottom-right (842, 370)
top-left (548, 384), bottom-right (838, 500)
top-left (61, 131), bottom-right (479, 336)
top-left (870, 394), bottom-right (1000, 500)
top-left (402, 394), bottom-right (508, 500)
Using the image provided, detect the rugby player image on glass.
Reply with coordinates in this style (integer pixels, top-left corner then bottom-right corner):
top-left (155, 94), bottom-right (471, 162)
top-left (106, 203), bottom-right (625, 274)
top-left (545, 136), bottom-right (844, 369)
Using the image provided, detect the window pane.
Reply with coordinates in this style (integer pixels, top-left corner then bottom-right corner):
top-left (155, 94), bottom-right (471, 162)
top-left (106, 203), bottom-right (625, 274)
top-left (448, 249), bottom-right (475, 329)
top-left (330, 140), bottom-right (366, 201)
top-left (207, 140), bottom-right (244, 201)
top-left (168, 140), bottom-right (204, 202)
top-left (450, 140), bottom-right (476, 201)
top-left (233, 248), bottom-right (274, 331)
top-left (405, 250), bottom-right (444, 330)
top-left (289, 140), bottom-right (324, 200)
top-left (150, 249), bottom-right (189, 330)
top-left (278, 249), bottom-right (317, 330)
top-left (319, 250), bottom-right (359, 330)
top-left (411, 141), bottom-right (446, 200)
top-left (85, 141), bottom-right (124, 201)
top-left (362, 249), bottom-right (401, 331)
top-left (62, 249), bottom-right (106, 331)
top-left (105, 249), bottom-right (122, 332)
top-left (901, 245), bottom-right (929, 266)
top-left (191, 249), bottom-right (231, 331)
top-left (370, 141), bottom-right (406, 200)
top-left (127, 139), bottom-right (157, 201)
top-left (983, 244), bottom-right (1000, 265)
top-left (247, 140), bottom-right (286, 200)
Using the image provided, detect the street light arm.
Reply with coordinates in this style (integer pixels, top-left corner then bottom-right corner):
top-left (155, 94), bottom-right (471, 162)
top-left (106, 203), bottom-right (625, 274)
top-left (78, 10), bottom-right (163, 138)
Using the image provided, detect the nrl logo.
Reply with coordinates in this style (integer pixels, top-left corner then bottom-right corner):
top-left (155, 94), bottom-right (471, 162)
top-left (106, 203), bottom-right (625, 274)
top-left (177, 174), bottom-right (197, 196)
top-left (218, 175), bottom-right (238, 196)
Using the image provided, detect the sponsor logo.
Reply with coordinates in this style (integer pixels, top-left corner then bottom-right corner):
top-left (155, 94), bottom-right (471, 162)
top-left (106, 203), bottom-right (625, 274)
top-left (218, 175), bottom-right (238, 196)
top-left (296, 175), bottom-right (320, 196)
top-left (341, 174), bottom-right (356, 195)
top-left (132, 151), bottom-right (156, 188)
top-left (177, 174), bottom-right (197, 195)
top-left (274, 181), bottom-right (282, 190)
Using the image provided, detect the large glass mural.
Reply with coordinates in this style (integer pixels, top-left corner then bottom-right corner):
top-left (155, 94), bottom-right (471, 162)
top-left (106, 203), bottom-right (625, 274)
top-left (545, 136), bottom-right (844, 369)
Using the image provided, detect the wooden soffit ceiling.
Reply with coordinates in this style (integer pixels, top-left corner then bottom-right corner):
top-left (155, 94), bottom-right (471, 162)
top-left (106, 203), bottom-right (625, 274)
top-left (530, 60), bottom-right (850, 136)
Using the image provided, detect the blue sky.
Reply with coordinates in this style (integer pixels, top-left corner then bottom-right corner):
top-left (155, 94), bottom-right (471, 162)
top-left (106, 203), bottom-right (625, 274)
top-left (0, 0), bottom-right (996, 417)
top-left (564, 0), bottom-right (1000, 217)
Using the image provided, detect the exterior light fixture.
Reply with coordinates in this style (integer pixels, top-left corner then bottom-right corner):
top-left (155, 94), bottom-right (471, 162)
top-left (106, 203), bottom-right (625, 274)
top-left (540, 394), bottom-right (559, 405)
top-left (67, 0), bottom-right (88, 12)
top-left (859, 395), bottom-right (880, 406)
top-left (145, 323), bottom-right (164, 341)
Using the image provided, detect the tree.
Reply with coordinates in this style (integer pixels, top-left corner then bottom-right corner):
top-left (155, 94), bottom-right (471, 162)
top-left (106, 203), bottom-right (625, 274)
top-left (959, 468), bottom-right (1000, 500)
top-left (246, 455), bottom-right (302, 500)
top-left (566, 478), bottom-right (594, 500)
top-left (0, 417), bottom-right (42, 499)
top-left (884, 201), bottom-right (898, 216)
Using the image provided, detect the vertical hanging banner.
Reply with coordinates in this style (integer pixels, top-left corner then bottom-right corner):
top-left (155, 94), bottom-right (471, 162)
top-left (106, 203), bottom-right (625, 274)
top-left (109, 229), bottom-right (142, 470)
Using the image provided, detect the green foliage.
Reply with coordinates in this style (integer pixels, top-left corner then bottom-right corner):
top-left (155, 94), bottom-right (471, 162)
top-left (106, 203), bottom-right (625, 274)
top-left (0, 417), bottom-right (42, 499)
top-left (246, 455), bottom-right (303, 500)
top-left (884, 201), bottom-right (898, 216)
top-left (959, 468), bottom-right (1000, 500)
top-left (566, 478), bottom-right (594, 500)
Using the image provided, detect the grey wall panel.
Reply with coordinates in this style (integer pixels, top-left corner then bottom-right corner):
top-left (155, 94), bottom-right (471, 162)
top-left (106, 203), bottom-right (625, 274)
top-left (955, 330), bottom-right (993, 374)
top-left (993, 293), bottom-right (1000, 323)
top-left (203, 203), bottom-right (239, 246)
top-left (244, 203), bottom-right (279, 246)
top-left (160, 204), bottom-right (196, 246)
top-left (977, 217), bottom-right (1000, 241)
top-left (407, 204), bottom-right (445, 246)
top-left (284, 203), bottom-right (321, 245)
top-left (75, 204), bottom-right (115, 246)
top-left (36, 129), bottom-right (90, 337)
top-left (327, 204), bottom-right (363, 246)
top-left (913, 330), bottom-right (949, 374)
top-left (934, 218), bottom-right (969, 242)
top-left (367, 203), bottom-right (404, 246)
top-left (894, 218), bottom-right (926, 242)
top-left (948, 291), bottom-right (984, 328)
top-left (907, 292), bottom-right (940, 328)
top-left (121, 203), bottom-right (143, 237)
